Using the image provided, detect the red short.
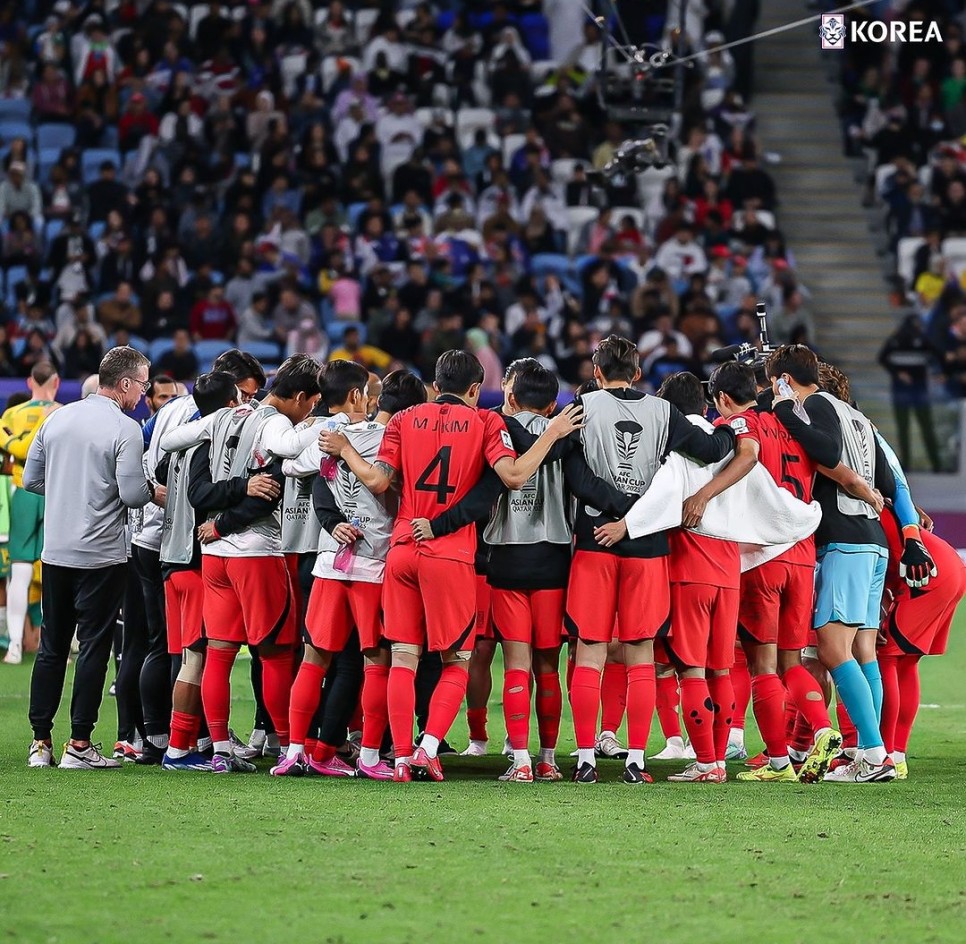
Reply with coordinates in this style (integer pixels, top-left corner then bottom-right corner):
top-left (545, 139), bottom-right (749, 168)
top-left (382, 543), bottom-right (477, 652)
top-left (491, 588), bottom-right (565, 651)
top-left (566, 551), bottom-right (670, 644)
top-left (738, 559), bottom-right (813, 651)
top-left (164, 568), bottom-right (205, 654)
top-left (201, 555), bottom-right (297, 647)
top-left (475, 574), bottom-right (494, 640)
top-left (285, 553), bottom-right (303, 620)
top-left (880, 591), bottom-right (960, 657)
top-left (666, 582), bottom-right (739, 671)
top-left (305, 577), bottom-right (383, 653)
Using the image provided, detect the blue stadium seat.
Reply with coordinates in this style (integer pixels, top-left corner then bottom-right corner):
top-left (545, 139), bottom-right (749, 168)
top-left (101, 126), bottom-right (120, 149)
top-left (37, 146), bottom-right (61, 184)
top-left (127, 335), bottom-right (150, 355)
top-left (0, 100), bottom-right (31, 124)
top-left (81, 148), bottom-right (121, 184)
top-left (149, 338), bottom-right (174, 363)
top-left (36, 123), bottom-right (76, 151)
top-left (240, 340), bottom-right (283, 363)
top-left (194, 340), bottom-right (233, 365)
top-left (347, 201), bottom-right (368, 233)
top-left (0, 119), bottom-right (32, 144)
top-left (530, 253), bottom-right (570, 282)
top-left (88, 220), bottom-right (106, 242)
top-left (4, 265), bottom-right (28, 308)
top-left (326, 321), bottom-right (365, 347)
top-left (43, 218), bottom-right (64, 246)
top-left (11, 337), bottom-right (26, 359)
top-left (519, 13), bottom-right (550, 60)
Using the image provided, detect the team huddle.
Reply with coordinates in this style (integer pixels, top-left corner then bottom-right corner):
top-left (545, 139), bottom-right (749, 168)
top-left (22, 337), bottom-right (966, 784)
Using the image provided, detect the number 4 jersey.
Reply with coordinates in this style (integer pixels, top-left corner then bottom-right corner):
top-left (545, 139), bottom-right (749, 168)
top-left (377, 395), bottom-right (516, 563)
top-left (719, 407), bottom-right (818, 566)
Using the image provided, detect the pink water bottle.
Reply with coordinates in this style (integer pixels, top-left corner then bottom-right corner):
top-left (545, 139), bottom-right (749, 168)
top-left (319, 418), bottom-right (343, 480)
top-left (333, 517), bottom-right (361, 573)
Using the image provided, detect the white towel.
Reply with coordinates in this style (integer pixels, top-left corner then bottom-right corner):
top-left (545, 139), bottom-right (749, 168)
top-left (623, 415), bottom-right (821, 572)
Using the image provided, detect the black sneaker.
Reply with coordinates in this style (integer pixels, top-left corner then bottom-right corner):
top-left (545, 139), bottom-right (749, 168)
top-left (135, 741), bottom-right (165, 765)
top-left (437, 738), bottom-right (458, 756)
top-left (571, 762), bottom-right (599, 784)
top-left (621, 763), bottom-right (654, 785)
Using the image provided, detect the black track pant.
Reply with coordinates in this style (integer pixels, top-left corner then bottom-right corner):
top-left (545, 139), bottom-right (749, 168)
top-left (132, 545), bottom-right (171, 737)
top-left (29, 562), bottom-right (126, 742)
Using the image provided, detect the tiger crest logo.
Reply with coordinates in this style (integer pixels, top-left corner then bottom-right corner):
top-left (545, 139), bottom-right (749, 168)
top-left (614, 420), bottom-right (644, 470)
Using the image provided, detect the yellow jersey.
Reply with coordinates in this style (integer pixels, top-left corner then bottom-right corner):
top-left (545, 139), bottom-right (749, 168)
top-left (0, 399), bottom-right (57, 487)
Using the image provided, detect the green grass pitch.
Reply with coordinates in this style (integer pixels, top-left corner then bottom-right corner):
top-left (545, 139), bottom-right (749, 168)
top-left (2, 611), bottom-right (965, 944)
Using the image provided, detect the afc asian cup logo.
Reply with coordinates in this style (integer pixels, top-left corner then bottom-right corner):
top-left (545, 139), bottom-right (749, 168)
top-left (820, 15), bottom-right (846, 49)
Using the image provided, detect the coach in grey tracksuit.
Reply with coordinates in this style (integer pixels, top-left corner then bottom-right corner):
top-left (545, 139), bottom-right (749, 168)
top-left (23, 347), bottom-right (161, 763)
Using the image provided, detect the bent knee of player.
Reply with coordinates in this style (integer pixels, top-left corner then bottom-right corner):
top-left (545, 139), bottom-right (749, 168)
top-left (391, 642), bottom-right (422, 669)
top-left (442, 649), bottom-right (472, 666)
top-left (177, 648), bottom-right (203, 685)
top-left (622, 639), bottom-right (654, 665)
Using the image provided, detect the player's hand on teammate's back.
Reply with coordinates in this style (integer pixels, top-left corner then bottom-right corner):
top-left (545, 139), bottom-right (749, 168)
top-left (247, 474), bottom-right (280, 500)
top-left (594, 519), bottom-right (627, 547)
top-left (682, 488), bottom-right (711, 529)
top-left (411, 518), bottom-right (435, 542)
top-left (917, 505), bottom-right (935, 531)
top-left (899, 535), bottom-right (938, 589)
top-left (320, 429), bottom-right (349, 456)
top-left (332, 521), bottom-right (362, 544)
top-left (547, 403), bottom-right (584, 439)
top-left (197, 521), bottom-right (217, 544)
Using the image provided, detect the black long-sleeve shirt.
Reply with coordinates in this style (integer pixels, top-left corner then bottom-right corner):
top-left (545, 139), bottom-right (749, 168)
top-left (428, 423), bottom-right (636, 590)
top-left (774, 396), bottom-right (895, 549)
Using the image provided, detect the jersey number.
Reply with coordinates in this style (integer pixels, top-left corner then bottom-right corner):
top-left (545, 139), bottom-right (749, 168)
top-left (780, 453), bottom-right (805, 500)
top-left (415, 447), bottom-right (456, 504)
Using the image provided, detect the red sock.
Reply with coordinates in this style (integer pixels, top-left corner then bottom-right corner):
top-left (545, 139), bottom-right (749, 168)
top-left (894, 655), bottom-right (921, 753)
top-left (600, 661), bottom-right (627, 733)
top-left (707, 673), bottom-right (734, 763)
top-left (569, 665), bottom-right (601, 750)
top-left (259, 648), bottom-right (294, 747)
top-left (655, 674), bottom-right (682, 740)
top-left (680, 676), bottom-right (715, 764)
top-left (425, 664), bottom-right (469, 743)
top-left (782, 664), bottom-right (832, 738)
top-left (311, 742), bottom-right (337, 763)
top-left (361, 663), bottom-right (390, 750)
top-left (200, 646), bottom-right (237, 745)
top-left (535, 671), bottom-right (562, 750)
top-left (751, 673), bottom-right (787, 759)
top-left (169, 709), bottom-right (198, 752)
top-left (503, 668), bottom-right (531, 751)
top-left (789, 711), bottom-right (813, 753)
top-left (837, 697), bottom-right (857, 749)
top-left (466, 706), bottom-right (488, 742)
top-left (731, 649), bottom-right (751, 730)
top-left (289, 661), bottom-right (326, 747)
top-left (388, 665), bottom-right (417, 758)
top-left (305, 737), bottom-right (319, 757)
top-left (783, 695), bottom-right (798, 744)
top-left (625, 663), bottom-right (655, 753)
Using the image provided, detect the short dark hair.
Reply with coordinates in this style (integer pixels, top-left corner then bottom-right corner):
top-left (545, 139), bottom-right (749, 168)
top-left (377, 368), bottom-right (428, 415)
top-left (320, 359), bottom-right (368, 409)
top-left (270, 354), bottom-right (323, 399)
top-left (99, 346), bottom-right (150, 388)
top-left (574, 379), bottom-right (599, 397)
top-left (435, 349), bottom-right (484, 394)
top-left (709, 361), bottom-right (758, 406)
top-left (765, 344), bottom-right (819, 386)
top-left (657, 371), bottom-right (706, 416)
top-left (30, 362), bottom-right (59, 386)
top-left (592, 334), bottom-right (639, 383)
top-left (5, 391), bottom-right (31, 410)
top-left (148, 374), bottom-right (177, 396)
top-left (511, 361), bottom-right (559, 411)
top-left (211, 349), bottom-right (267, 388)
top-left (503, 357), bottom-right (540, 386)
top-left (193, 371), bottom-right (239, 416)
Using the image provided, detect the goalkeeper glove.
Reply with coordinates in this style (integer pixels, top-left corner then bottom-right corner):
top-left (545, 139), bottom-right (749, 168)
top-left (899, 527), bottom-right (938, 589)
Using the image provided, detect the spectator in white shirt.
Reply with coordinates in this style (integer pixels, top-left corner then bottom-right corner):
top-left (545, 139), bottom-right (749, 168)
top-left (654, 223), bottom-right (708, 280)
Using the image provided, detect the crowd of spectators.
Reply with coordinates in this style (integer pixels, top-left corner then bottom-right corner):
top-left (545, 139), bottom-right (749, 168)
top-left (837, 0), bottom-right (966, 415)
top-left (0, 0), bottom-right (805, 396)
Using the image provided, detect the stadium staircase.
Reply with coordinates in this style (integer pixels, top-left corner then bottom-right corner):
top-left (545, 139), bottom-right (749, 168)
top-left (751, 3), bottom-right (896, 436)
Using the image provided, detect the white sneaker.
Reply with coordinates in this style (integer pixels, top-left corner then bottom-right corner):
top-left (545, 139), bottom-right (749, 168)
top-left (28, 740), bottom-right (55, 768)
top-left (502, 736), bottom-right (512, 758)
top-left (262, 732), bottom-right (282, 758)
top-left (3, 642), bottom-right (23, 665)
top-left (683, 741), bottom-right (697, 759)
top-left (650, 736), bottom-right (691, 760)
top-left (826, 755), bottom-right (897, 784)
top-left (58, 742), bottom-right (122, 769)
top-left (595, 731), bottom-right (628, 759)
top-left (461, 739), bottom-right (489, 756)
top-left (230, 728), bottom-right (263, 761)
top-left (725, 734), bottom-right (747, 761)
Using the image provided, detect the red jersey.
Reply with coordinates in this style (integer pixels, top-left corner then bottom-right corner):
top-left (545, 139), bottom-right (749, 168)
top-left (377, 396), bottom-right (516, 563)
top-left (668, 529), bottom-right (740, 589)
top-left (718, 408), bottom-right (817, 568)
